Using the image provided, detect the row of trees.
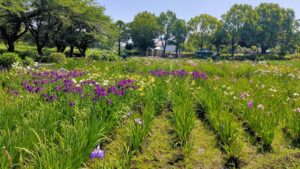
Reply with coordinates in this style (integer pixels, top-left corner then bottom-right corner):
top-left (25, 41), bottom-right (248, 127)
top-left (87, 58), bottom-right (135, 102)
top-left (119, 3), bottom-right (300, 57)
top-left (1, 1), bottom-right (300, 57)
top-left (0, 0), bottom-right (116, 56)
top-left (116, 11), bottom-right (188, 56)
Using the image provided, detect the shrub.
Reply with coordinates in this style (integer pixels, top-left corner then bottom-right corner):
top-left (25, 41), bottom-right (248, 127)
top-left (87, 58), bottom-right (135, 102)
top-left (23, 56), bottom-right (35, 66)
top-left (87, 50), bottom-right (120, 61)
top-left (0, 52), bottom-right (22, 69)
top-left (285, 53), bottom-right (300, 60)
top-left (19, 50), bottom-right (38, 60)
top-left (87, 50), bottom-right (103, 60)
top-left (48, 52), bottom-right (67, 63)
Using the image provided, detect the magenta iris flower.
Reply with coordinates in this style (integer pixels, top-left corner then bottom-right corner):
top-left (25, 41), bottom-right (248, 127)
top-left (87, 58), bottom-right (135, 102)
top-left (90, 145), bottom-right (105, 159)
top-left (247, 100), bottom-right (253, 109)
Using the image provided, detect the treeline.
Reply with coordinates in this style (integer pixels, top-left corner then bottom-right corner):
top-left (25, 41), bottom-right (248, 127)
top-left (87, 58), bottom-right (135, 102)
top-left (121, 3), bottom-right (300, 57)
top-left (1, 1), bottom-right (300, 58)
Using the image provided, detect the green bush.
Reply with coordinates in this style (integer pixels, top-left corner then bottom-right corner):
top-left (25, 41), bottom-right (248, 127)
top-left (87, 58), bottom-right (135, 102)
top-left (23, 56), bottom-right (35, 66)
top-left (87, 50), bottom-right (120, 61)
top-left (19, 50), bottom-right (38, 60)
top-left (285, 53), bottom-right (300, 60)
top-left (48, 52), bottom-right (67, 63)
top-left (0, 52), bottom-right (22, 69)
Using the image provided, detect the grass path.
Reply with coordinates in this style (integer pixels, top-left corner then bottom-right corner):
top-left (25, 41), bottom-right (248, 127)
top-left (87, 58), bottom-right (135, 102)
top-left (131, 114), bottom-right (225, 169)
top-left (131, 112), bottom-right (184, 169)
top-left (185, 119), bottom-right (224, 169)
top-left (240, 127), bottom-right (300, 169)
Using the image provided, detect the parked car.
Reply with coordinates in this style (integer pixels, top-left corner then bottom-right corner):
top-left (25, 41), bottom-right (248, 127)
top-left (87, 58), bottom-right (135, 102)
top-left (195, 49), bottom-right (217, 59)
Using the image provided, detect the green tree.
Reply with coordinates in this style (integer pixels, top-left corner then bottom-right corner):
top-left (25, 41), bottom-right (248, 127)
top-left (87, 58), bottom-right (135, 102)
top-left (115, 20), bottom-right (130, 56)
top-left (172, 19), bottom-right (188, 57)
top-left (158, 10), bottom-right (177, 57)
top-left (28, 0), bottom-right (64, 55)
top-left (255, 3), bottom-right (285, 54)
top-left (0, 0), bottom-right (40, 52)
top-left (130, 11), bottom-right (161, 55)
top-left (212, 23), bottom-right (228, 55)
top-left (278, 8), bottom-right (299, 55)
top-left (74, 4), bottom-right (115, 57)
top-left (188, 14), bottom-right (220, 51)
top-left (239, 11), bottom-right (259, 51)
top-left (222, 4), bottom-right (255, 57)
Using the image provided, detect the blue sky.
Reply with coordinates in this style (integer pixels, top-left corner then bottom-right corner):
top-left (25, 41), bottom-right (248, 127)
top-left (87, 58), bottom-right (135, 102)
top-left (97, 0), bottom-right (300, 22)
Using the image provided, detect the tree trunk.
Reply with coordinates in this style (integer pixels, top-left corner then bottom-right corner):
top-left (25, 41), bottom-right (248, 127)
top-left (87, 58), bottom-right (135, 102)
top-left (61, 46), bottom-right (66, 53)
top-left (163, 46), bottom-right (166, 58)
top-left (56, 45), bottom-right (66, 53)
top-left (261, 46), bottom-right (267, 54)
top-left (56, 44), bottom-right (62, 52)
top-left (79, 46), bottom-right (87, 57)
top-left (216, 46), bottom-right (220, 56)
top-left (69, 45), bottom-right (74, 57)
top-left (7, 40), bottom-right (15, 52)
top-left (37, 46), bottom-right (43, 56)
top-left (118, 39), bottom-right (121, 56)
top-left (231, 36), bottom-right (235, 59)
top-left (175, 45), bottom-right (179, 58)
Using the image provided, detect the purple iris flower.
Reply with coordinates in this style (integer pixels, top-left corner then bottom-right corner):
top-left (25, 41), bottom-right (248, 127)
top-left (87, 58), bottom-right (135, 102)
top-left (116, 90), bottom-right (124, 96)
top-left (247, 100), bottom-right (253, 109)
top-left (55, 86), bottom-right (62, 91)
top-left (35, 86), bottom-right (43, 93)
top-left (108, 86), bottom-right (118, 95)
top-left (95, 85), bottom-right (107, 97)
top-left (149, 69), bottom-right (169, 76)
top-left (135, 118), bottom-right (143, 125)
top-left (192, 71), bottom-right (208, 79)
top-left (173, 70), bottom-right (188, 77)
top-left (69, 101), bottom-right (75, 107)
top-left (118, 79), bottom-right (135, 90)
top-left (90, 145), bottom-right (105, 159)
top-left (240, 93), bottom-right (246, 100)
top-left (42, 93), bottom-right (58, 102)
top-left (127, 112), bottom-right (133, 117)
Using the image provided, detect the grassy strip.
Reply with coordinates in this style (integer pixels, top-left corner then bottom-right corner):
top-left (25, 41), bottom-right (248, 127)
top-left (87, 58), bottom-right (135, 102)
top-left (185, 120), bottom-right (224, 168)
top-left (131, 112), bottom-right (184, 169)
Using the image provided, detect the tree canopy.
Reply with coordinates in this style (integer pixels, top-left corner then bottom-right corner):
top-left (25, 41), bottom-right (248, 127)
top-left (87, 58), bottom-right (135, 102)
top-left (130, 11), bottom-right (161, 55)
top-left (0, 0), bottom-right (115, 56)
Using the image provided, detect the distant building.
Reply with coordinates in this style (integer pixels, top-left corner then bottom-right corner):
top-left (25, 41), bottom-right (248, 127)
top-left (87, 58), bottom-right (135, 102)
top-left (146, 40), bottom-right (176, 56)
top-left (155, 40), bottom-right (176, 53)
